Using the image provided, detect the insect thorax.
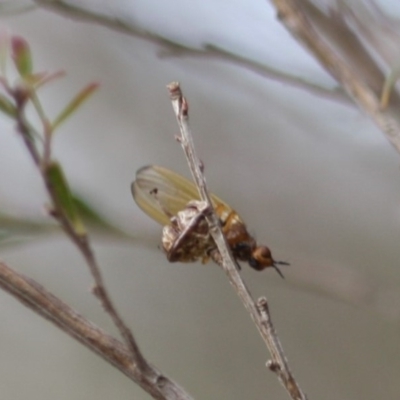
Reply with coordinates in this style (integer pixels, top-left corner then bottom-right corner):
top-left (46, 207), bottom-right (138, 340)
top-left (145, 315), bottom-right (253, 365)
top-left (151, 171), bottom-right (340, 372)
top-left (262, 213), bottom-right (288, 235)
top-left (161, 200), bottom-right (215, 263)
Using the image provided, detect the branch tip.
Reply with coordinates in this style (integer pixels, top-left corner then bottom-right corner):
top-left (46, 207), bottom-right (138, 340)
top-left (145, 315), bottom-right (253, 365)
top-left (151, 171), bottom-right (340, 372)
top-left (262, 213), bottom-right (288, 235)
top-left (256, 296), bottom-right (270, 315)
top-left (168, 83), bottom-right (307, 400)
top-left (166, 81), bottom-right (181, 99)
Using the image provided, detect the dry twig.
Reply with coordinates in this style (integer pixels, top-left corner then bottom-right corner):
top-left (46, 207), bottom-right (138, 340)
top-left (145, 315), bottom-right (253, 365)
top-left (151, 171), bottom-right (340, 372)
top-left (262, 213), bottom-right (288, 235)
top-left (12, 83), bottom-right (146, 367)
top-left (0, 67), bottom-right (194, 399)
top-left (31, 0), bottom-right (344, 103)
top-left (270, 0), bottom-right (400, 154)
top-left (167, 81), bottom-right (307, 400)
top-left (0, 261), bottom-right (193, 400)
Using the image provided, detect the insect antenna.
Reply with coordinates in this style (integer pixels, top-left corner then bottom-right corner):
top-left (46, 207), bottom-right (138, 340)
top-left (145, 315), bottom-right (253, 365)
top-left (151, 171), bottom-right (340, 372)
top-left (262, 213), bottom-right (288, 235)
top-left (272, 260), bottom-right (290, 279)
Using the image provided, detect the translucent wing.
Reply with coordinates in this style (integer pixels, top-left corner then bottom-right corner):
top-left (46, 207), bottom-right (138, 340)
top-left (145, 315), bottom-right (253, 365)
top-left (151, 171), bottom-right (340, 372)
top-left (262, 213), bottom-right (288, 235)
top-left (131, 165), bottom-right (231, 226)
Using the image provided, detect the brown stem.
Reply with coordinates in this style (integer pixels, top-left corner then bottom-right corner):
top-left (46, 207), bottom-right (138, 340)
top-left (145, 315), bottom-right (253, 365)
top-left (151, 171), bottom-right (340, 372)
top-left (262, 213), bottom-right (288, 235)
top-left (0, 261), bottom-right (193, 400)
top-left (167, 81), bottom-right (307, 400)
top-left (33, 0), bottom-right (347, 104)
top-left (9, 84), bottom-right (194, 399)
top-left (270, 0), bottom-right (400, 155)
top-left (14, 91), bottom-right (146, 366)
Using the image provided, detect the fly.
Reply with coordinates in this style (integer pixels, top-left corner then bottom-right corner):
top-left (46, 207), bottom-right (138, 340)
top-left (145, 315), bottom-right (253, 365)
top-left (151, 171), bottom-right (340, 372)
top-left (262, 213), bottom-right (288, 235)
top-left (131, 165), bottom-right (288, 277)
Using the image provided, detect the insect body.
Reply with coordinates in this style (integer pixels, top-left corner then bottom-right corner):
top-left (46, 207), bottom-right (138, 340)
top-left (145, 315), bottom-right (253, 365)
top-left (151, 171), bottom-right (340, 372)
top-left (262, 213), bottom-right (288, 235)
top-left (131, 165), bottom-right (288, 276)
top-left (160, 199), bottom-right (215, 263)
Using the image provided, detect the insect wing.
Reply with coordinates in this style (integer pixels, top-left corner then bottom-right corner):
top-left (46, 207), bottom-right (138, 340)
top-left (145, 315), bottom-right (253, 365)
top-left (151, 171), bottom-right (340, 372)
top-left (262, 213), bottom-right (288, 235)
top-left (131, 165), bottom-right (230, 226)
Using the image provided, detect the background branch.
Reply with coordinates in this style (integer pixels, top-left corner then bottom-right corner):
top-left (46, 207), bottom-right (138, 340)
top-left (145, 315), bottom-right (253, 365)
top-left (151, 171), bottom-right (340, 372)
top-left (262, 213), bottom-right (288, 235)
top-left (0, 39), bottom-right (194, 400)
top-left (12, 81), bottom-right (147, 368)
top-left (31, 0), bottom-right (344, 103)
top-left (167, 82), bottom-right (308, 400)
top-left (270, 0), bottom-right (400, 154)
top-left (0, 261), bottom-right (193, 400)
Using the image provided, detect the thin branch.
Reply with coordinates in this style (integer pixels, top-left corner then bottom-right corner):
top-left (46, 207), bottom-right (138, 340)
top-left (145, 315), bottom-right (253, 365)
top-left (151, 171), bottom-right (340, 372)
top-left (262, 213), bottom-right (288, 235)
top-left (13, 89), bottom-right (148, 371)
top-left (167, 81), bottom-right (307, 400)
top-left (0, 34), bottom-right (196, 399)
top-left (31, 0), bottom-right (346, 104)
top-left (5, 76), bottom-right (197, 399)
top-left (0, 261), bottom-right (194, 400)
top-left (270, 0), bottom-right (400, 155)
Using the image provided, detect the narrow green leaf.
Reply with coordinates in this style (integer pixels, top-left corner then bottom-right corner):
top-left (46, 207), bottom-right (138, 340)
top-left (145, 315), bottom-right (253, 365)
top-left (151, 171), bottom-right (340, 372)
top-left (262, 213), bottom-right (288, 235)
top-left (52, 82), bottom-right (99, 131)
top-left (72, 194), bottom-right (130, 238)
top-left (23, 71), bottom-right (49, 87)
top-left (0, 213), bottom-right (56, 248)
top-left (11, 35), bottom-right (32, 77)
top-left (30, 70), bottom-right (66, 90)
top-left (72, 195), bottom-right (112, 229)
top-left (0, 30), bottom-right (8, 75)
top-left (0, 93), bottom-right (16, 117)
top-left (46, 162), bottom-right (86, 235)
top-left (380, 63), bottom-right (400, 109)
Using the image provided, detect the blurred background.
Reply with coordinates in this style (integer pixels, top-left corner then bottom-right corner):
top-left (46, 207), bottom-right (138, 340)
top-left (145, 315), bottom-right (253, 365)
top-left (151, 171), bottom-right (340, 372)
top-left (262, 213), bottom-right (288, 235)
top-left (0, 0), bottom-right (399, 399)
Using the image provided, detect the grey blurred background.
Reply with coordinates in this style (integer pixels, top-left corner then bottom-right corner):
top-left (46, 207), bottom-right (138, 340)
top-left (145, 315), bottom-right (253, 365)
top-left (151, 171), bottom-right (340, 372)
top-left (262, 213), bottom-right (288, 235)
top-left (0, 1), bottom-right (399, 399)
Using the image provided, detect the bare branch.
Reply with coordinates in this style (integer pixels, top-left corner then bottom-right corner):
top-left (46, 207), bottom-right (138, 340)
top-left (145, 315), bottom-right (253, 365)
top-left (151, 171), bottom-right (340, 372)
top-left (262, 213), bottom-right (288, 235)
top-left (31, 0), bottom-right (346, 104)
top-left (270, 0), bottom-right (400, 154)
top-left (0, 261), bottom-right (194, 400)
top-left (13, 88), bottom-right (147, 369)
top-left (4, 64), bottom-right (194, 399)
top-left (167, 81), bottom-right (307, 400)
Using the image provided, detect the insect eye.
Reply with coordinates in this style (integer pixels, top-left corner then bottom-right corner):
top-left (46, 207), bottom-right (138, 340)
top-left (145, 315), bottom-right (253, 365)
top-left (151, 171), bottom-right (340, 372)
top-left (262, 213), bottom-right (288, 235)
top-left (251, 246), bottom-right (273, 269)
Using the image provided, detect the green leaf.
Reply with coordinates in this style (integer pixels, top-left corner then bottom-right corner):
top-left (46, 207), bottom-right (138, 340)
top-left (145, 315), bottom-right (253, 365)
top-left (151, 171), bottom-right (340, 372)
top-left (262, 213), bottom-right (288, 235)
top-left (0, 213), bottom-right (56, 248)
top-left (11, 35), bottom-right (32, 77)
top-left (72, 194), bottom-right (130, 238)
top-left (29, 70), bottom-right (66, 90)
top-left (0, 30), bottom-right (8, 75)
top-left (46, 162), bottom-right (86, 235)
top-left (0, 93), bottom-right (16, 117)
top-left (380, 63), bottom-right (400, 109)
top-left (52, 82), bottom-right (99, 131)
